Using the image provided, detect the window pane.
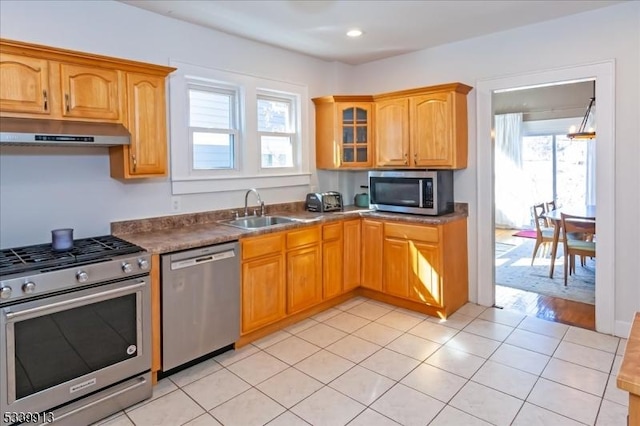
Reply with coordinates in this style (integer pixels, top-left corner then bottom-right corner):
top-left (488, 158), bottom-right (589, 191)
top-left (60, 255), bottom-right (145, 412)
top-left (556, 135), bottom-right (587, 207)
top-left (258, 98), bottom-right (290, 132)
top-left (189, 89), bottom-right (232, 129)
top-left (261, 135), bottom-right (292, 168)
top-left (193, 132), bottom-right (234, 169)
top-left (522, 135), bottom-right (553, 202)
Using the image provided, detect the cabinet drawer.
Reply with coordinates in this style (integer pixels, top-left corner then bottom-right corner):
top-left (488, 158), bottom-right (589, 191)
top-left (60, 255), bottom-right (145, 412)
top-left (287, 226), bottom-right (320, 249)
top-left (384, 222), bottom-right (439, 243)
top-left (322, 222), bottom-right (342, 241)
top-left (242, 233), bottom-right (284, 260)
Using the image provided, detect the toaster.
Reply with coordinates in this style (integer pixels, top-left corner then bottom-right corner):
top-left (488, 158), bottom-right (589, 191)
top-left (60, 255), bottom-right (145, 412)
top-left (305, 191), bottom-right (343, 212)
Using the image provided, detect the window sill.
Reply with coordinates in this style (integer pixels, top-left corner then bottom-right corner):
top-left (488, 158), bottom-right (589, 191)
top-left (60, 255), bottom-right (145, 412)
top-left (171, 172), bottom-right (311, 195)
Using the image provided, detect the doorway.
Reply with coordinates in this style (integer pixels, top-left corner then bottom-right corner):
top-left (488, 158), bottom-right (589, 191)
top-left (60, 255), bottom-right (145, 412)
top-left (476, 62), bottom-right (615, 334)
top-left (492, 82), bottom-right (596, 329)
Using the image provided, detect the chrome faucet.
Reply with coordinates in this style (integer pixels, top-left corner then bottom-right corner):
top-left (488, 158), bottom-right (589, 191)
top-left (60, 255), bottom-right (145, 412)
top-left (244, 188), bottom-right (265, 216)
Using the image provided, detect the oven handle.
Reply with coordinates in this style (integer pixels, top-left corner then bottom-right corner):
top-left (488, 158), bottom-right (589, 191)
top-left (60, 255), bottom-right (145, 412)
top-left (3, 280), bottom-right (147, 322)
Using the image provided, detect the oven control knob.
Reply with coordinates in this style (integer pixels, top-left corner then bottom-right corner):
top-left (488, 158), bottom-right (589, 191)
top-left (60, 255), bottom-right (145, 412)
top-left (122, 262), bottom-right (133, 273)
top-left (138, 258), bottom-right (149, 270)
top-left (22, 282), bottom-right (36, 294)
top-left (0, 286), bottom-right (11, 299)
top-left (76, 271), bottom-right (89, 283)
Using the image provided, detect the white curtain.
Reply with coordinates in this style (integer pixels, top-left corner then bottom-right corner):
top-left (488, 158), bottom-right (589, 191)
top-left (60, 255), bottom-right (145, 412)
top-left (494, 113), bottom-right (533, 228)
top-left (586, 138), bottom-right (596, 205)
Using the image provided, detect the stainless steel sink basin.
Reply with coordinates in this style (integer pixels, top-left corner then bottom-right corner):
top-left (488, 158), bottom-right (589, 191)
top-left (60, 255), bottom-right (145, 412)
top-left (219, 215), bottom-right (302, 229)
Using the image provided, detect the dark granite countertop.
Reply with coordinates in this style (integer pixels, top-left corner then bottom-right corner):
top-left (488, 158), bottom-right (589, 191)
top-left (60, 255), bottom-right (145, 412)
top-left (112, 203), bottom-right (467, 254)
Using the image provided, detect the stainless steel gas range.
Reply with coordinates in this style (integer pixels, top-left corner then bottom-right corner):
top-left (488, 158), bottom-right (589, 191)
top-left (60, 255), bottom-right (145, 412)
top-left (0, 235), bottom-right (152, 426)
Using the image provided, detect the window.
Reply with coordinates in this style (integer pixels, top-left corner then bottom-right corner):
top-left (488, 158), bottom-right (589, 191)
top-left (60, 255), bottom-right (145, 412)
top-left (188, 85), bottom-right (238, 170)
top-left (169, 61), bottom-right (310, 195)
top-left (257, 94), bottom-right (296, 168)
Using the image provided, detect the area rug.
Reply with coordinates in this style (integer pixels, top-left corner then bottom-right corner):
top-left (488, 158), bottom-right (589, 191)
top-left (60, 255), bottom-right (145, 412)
top-left (495, 238), bottom-right (595, 305)
top-left (512, 229), bottom-right (537, 239)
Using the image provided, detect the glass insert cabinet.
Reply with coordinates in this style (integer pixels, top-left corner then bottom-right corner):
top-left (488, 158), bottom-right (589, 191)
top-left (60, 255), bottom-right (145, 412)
top-left (312, 96), bottom-right (374, 169)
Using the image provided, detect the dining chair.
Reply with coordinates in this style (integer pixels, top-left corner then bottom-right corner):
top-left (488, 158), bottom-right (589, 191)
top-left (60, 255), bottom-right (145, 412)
top-left (544, 200), bottom-right (557, 228)
top-left (561, 212), bottom-right (596, 286)
top-left (531, 203), bottom-right (555, 265)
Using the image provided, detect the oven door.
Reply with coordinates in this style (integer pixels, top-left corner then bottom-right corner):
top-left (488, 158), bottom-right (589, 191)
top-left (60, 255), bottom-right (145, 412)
top-left (0, 277), bottom-right (150, 417)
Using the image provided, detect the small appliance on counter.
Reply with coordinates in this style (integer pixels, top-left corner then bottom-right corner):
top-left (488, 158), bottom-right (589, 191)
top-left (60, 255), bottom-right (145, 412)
top-left (305, 191), bottom-right (343, 212)
top-left (354, 186), bottom-right (369, 208)
top-left (369, 170), bottom-right (454, 216)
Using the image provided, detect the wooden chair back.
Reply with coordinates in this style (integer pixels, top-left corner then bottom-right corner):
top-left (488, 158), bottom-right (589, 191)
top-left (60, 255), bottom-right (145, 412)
top-left (560, 212), bottom-right (596, 285)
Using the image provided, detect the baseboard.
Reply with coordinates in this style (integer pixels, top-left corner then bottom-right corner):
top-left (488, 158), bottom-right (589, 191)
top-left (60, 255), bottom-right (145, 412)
top-left (615, 320), bottom-right (632, 339)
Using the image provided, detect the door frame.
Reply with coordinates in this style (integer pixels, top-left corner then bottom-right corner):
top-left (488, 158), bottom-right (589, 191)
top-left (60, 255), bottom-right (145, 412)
top-left (476, 61), bottom-right (615, 334)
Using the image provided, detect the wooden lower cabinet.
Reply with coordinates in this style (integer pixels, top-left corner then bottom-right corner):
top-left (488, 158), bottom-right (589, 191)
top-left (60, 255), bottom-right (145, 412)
top-left (322, 222), bottom-right (343, 299)
top-left (240, 233), bottom-right (286, 334)
top-left (343, 219), bottom-right (361, 291)
top-left (287, 245), bottom-right (322, 314)
top-left (242, 254), bottom-right (286, 334)
top-left (379, 219), bottom-right (468, 316)
top-left (361, 219), bottom-right (383, 291)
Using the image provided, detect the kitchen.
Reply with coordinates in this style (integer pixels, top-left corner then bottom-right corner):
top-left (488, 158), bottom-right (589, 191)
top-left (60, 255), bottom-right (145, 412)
top-left (1, 1), bottom-right (639, 425)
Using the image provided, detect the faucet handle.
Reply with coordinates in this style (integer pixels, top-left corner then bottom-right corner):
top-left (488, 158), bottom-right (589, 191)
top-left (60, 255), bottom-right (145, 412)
top-left (253, 209), bottom-right (259, 216)
top-left (231, 210), bottom-right (239, 219)
top-left (260, 201), bottom-right (265, 217)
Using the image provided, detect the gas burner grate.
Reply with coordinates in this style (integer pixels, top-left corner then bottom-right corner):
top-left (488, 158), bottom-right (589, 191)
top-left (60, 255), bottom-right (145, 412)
top-left (0, 235), bottom-right (144, 276)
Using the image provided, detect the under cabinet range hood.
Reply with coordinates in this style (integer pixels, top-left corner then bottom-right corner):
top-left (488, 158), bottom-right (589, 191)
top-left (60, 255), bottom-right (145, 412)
top-left (0, 117), bottom-right (130, 146)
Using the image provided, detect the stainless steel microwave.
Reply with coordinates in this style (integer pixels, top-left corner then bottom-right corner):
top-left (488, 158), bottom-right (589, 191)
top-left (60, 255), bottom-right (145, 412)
top-left (369, 170), bottom-right (454, 216)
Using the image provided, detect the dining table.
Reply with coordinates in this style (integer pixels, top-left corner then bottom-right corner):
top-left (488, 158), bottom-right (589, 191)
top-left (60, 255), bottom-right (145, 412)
top-left (543, 204), bottom-right (596, 278)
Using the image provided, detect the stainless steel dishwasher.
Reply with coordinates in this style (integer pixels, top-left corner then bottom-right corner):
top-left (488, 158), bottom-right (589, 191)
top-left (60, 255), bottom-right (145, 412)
top-left (161, 241), bottom-right (240, 371)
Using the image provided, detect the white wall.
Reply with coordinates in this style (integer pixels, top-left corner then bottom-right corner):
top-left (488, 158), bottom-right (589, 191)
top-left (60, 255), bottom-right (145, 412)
top-left (351, 2), bottom-right (640, 331)
top-left (0, 0), bottom-right (347, 247)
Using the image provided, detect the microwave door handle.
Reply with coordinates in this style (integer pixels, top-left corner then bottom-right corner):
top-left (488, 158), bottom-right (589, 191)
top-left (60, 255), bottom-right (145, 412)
top-left (418, 180), bottom-right (423, 207)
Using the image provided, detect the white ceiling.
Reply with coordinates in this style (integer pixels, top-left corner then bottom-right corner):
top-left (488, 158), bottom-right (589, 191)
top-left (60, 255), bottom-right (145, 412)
top-left (120, 0), bottom-right (623, 65)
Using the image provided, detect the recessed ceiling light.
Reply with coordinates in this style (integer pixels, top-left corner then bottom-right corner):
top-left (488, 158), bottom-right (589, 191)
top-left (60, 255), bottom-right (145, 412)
top-left (346, 29), bottom-right (363, 38)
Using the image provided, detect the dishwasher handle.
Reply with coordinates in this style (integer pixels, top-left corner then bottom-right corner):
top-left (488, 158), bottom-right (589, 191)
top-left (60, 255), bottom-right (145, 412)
top-left (170, 249), bottom-right (236, 270)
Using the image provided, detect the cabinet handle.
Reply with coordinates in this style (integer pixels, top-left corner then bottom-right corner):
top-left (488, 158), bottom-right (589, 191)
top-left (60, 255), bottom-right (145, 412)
top-left (414, 153), bottom-right (418, 165)
top-left (42, 90), bottom-right (48, 111)
top-left (132, 155), bottom-right (137, 172)
top-left (404, 153), bottom-right (408, 165)
top-left (65, 94), bottom-right (70, 112)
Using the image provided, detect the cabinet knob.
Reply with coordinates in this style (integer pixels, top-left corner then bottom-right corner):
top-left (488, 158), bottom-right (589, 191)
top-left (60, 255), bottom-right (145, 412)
top-left (43, 90), bottom-right (48, 111)
top-left (65, 94), bottom-right (70, 112)
top-left (414, 153), bottom-right (417, 165)
top-left (404, 153), bottom-right (408, 165)
top-left (132, 155), bottom-right (137, 172)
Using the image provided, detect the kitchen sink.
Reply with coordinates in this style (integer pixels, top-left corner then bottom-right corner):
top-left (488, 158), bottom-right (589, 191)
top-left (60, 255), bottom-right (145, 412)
top-left (219, 215), bottom-right (303, 229)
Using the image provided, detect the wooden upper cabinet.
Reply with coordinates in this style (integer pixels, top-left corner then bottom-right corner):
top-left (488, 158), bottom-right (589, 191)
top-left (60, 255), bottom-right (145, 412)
top-left (312, 96), bottom-right (374, 169)
top-left (375, 97), bottom-right (410, 167)
top-left (60, 64), bottom-right (121, 121)
top-left (374, 83), bottom-right (472, 169)
top-left (116, 73), bottom-right (168, 177)
top-left (0, 53), bottom-right (50, 115)
top-left (0, 38), bottom-right (175, 180)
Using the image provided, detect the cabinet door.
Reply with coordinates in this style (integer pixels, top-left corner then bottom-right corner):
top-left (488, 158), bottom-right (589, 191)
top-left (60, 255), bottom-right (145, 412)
top-left (0, 53), bottom-right (50, 115)
top-left (322, 223), bottom-right (343, 299)
top-left (410, 241), bottom-right (443, 306)
top-left (126, 73), bottom-right (167, 176)
top-left (411, 92), bottom-right (454, 167)
top-left (60, 64), bottom-right (121, 121)
top-left (343, 219), bottom-right (361, 291)
top-left (383, 237), bottom-right (409, 298)
top-left (375, 98), bottom-right (410, 167)
top-left (242, 255), bottom-right (286, 334)
top-left (337, 103), bottom-right (373, 167)
top-left (361, 220), bottom-right (383, 291)
top-left (287, 245), bottom-right (322, 314)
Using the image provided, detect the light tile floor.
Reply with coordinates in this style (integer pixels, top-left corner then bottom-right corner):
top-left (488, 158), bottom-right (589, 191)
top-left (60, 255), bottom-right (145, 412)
top-left (94, 297), bottom-right (629, 426)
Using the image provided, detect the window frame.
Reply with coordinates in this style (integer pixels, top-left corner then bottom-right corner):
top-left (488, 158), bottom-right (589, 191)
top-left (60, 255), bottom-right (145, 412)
top-left (168, 61), bottom-right (311, 195)
top-left (187, 81), bottom-right (241, 173)
top-left (256, 91), bottom-right (299, 171)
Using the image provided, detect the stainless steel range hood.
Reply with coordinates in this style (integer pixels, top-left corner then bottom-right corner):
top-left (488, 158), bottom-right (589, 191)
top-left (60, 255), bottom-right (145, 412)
top-left (0, 117), bottom-right (130, 146)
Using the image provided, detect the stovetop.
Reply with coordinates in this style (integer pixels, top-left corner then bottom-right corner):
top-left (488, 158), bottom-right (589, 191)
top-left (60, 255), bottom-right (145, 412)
top-left (0, 235), bottom-right (145, 276)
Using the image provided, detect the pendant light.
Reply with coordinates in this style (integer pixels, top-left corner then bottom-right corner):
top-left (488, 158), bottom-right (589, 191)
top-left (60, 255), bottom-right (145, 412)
top-left (567, 81), bottom-right (596, 140)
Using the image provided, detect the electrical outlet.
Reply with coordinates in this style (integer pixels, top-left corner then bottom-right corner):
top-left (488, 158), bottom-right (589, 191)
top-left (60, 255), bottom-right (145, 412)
top-left (171, 196), bottom-right (181, 212)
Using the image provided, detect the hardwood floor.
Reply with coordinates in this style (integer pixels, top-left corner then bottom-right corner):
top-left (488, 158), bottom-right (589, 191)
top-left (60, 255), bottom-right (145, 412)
top-left (495, 285), bottom-right (595, 330)
top-left (494, 228), bottom-right (596, 331)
